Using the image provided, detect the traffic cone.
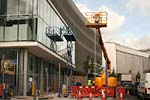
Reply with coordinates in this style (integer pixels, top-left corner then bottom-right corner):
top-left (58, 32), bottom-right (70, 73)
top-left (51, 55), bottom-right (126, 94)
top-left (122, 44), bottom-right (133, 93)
top-left (120, 92), bottom-right (123, 100)
top-left (89, 92), bottom-right (92, 100)
top-left (101, 89), bottom-right (106, 100)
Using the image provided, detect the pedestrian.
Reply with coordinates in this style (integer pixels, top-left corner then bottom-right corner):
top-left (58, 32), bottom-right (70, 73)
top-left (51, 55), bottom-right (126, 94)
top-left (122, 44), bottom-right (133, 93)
top-left (87, 79), bottom-right (92, 86)
top-left (4, 84), bottom-right (9, 97)
top-left (76, 80), bottom-right (81, 86)
top-left (71, 81), bottom-right (75, 86)
top-left (47, 86), bottom-right (50, 92)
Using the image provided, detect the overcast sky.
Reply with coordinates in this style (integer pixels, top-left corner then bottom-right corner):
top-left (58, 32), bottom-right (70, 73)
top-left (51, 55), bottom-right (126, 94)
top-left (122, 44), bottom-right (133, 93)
top-left (72, 0), bottom-right (150, 50)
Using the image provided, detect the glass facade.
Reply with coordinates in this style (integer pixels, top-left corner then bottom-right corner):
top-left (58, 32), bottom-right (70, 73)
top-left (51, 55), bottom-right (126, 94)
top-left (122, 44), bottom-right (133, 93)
top-left (0, 0), bottom-right (38, 41)
top-left (27, 53), bottom-right (65, 94)
top-left (0, 48), bottom-right (66, 96)
top-left (0, 48), bottom-right (24, 96)
top-left (37, 0), bottom-right (64, 50)
top-left (0, 0), bottom-right (67, 96)
top-left (0, 0), bottom-right (65, 51)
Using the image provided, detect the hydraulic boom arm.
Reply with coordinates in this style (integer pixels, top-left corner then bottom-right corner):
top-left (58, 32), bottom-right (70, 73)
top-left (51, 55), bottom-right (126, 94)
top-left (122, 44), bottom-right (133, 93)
top-left (97, 28), bottom-right (111, 71)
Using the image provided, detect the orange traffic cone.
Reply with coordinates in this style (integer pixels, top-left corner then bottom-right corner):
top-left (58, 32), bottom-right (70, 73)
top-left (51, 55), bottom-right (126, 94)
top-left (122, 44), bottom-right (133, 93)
top-left (101, 89), bottom-right (106, 100)
top-left (120, 92), bottom-right (123, 100)
top-left (89, 92), bottom-right (92, 100)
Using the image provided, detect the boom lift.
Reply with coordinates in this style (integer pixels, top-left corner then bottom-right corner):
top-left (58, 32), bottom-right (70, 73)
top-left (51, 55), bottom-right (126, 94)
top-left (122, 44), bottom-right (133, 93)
top-left (85, 12), bottom-right (117, 87)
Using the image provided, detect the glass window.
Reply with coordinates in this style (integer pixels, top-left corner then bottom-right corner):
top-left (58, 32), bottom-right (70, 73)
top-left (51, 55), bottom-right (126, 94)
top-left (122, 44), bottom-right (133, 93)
top-left (42, 23), bottom-right (47, 45)
top-left (37, 18), bottom-right (43, 42)
top-left (0, 25), bottom-right (3, 41)
top-left (36, 0), bottom-right (65, 49)
top-left (4, 25), bottom-right (18, 41)
top-left (0, 0), bottom-right (7, 15)
top-left (19, 18), bottom-right (37, 41)
top-left (19, 0), bottom-right (33, 15)
top-left (0, 48), bottom-right (17, 95)
top-left (7, 0), bottom-right (18, 15)
top-left (19, 24), bottom-right (28, 40)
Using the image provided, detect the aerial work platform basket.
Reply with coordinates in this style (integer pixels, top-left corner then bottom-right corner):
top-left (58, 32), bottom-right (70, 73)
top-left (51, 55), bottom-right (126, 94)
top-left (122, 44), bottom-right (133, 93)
top-left (85, 12), bottom-right (107, 28)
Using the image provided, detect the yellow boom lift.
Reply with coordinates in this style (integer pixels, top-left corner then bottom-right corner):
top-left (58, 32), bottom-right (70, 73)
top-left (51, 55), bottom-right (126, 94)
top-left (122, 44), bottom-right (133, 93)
top-left (85, 12), bottom-right (117, 87)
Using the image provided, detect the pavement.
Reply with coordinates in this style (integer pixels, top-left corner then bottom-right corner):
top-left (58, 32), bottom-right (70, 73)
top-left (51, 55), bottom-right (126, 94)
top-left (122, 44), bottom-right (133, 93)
top-left (0, 94), bottom-right (140, 100)
top-left (51, 95), bottom-right (140, 100)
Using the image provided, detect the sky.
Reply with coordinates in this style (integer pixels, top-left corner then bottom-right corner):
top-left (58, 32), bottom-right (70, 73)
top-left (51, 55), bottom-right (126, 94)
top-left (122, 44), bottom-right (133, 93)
top-left (72, 0), bottom-right (150, 50)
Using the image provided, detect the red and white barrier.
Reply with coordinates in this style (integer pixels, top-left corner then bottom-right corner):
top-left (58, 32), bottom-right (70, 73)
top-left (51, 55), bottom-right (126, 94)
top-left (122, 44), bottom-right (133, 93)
top-left (101, 89), bottom-right (106, 100)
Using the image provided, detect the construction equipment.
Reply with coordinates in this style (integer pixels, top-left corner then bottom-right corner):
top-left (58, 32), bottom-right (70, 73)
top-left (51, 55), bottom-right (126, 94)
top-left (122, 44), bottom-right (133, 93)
top-left (0, 60), bottom-right (15, 75)
top-left (85, 12), bottom-right (117, 87)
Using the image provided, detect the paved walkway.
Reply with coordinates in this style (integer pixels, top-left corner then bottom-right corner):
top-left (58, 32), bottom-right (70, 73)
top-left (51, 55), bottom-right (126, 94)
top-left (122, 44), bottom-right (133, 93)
top-left (52, 96), bottom-right (116, 100)
top-left (51, 95), bottom-right (140, 100)
top-left (52, 97), bottom-right (139, 100)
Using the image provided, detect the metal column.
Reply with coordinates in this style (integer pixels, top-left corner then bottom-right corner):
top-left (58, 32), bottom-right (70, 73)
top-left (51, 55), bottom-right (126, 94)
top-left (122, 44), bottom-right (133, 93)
top-left (23, 49), bottom-right (28, 96)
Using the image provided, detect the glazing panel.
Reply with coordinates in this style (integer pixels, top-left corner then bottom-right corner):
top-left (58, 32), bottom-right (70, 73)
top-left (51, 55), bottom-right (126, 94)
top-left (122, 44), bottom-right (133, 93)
top-left (19, 19), bottom-right (37, 41)
top-left (0, 26), bottom-right (3, 41)
top-left (7, 0), bottom-right (18, 15)
top-left (0, 0), bottom-right (7, 15)
top-left (37, 18), bottom-right (43, 42)
top-left (19, 0), bottom-right (33, 15)
top-left (0, 48), bottom-right (17, 95)
top-left (5, 25), bottom-right (17, 41)
top-left (19, 24), bottom-right (28, 40)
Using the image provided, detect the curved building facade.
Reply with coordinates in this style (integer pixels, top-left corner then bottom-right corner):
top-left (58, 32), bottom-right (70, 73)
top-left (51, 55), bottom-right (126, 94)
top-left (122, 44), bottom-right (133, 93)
top-left (50, 0), bottom-right (102, 73)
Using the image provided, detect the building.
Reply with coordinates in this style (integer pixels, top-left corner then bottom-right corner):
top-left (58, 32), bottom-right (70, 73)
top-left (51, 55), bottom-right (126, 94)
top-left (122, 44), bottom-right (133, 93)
top-left (102, 42), bottom-right (150, 81)
top-left (50, 0), bottom-right (102, 81)
top-left (0, 0), bottom-right (102, 96)
top-left (140, 49), bottom-right (150, 72)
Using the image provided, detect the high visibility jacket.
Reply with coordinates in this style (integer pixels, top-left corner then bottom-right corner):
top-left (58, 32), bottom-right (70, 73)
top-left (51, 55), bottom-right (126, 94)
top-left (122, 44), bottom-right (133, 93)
top-left (87, 80), bottom-right (92, 86)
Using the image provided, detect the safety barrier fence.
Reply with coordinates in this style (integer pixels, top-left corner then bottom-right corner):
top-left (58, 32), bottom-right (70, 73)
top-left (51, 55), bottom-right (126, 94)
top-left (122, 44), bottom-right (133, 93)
top-left (70, 86), bottom-right (126, 99)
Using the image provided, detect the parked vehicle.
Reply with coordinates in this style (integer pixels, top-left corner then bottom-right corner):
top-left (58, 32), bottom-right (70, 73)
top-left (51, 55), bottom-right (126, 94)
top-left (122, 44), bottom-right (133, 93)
top-left (137, 73), bottom-right (150, 99)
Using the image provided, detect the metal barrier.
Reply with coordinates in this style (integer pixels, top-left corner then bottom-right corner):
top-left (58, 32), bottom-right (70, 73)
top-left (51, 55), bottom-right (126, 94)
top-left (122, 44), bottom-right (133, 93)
top-left (70, 86), bottom-right (117, 98)
top-left (106, 87), bottom-right (115, 97)
top-left (70, 86), bottom-right (79, 98)
top-left (116, 86), bottom-right (126, 99)
top-left (70, 86), bottom-right (126, 99)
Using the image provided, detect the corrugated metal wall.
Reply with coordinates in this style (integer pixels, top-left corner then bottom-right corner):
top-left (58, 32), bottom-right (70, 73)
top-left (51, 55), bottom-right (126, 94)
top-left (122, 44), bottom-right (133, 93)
top-left (116, 50), bottom-right (149, 74)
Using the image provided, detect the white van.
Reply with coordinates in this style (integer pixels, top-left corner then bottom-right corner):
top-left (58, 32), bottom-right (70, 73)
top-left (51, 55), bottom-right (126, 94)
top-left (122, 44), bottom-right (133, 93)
top-left (137, 73), bottom-right (150, 99)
